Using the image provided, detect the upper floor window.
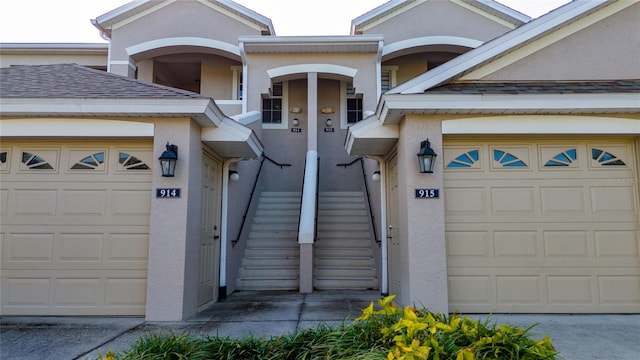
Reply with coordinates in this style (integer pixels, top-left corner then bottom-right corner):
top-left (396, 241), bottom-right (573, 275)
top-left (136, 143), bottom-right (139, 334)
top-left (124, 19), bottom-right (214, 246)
top-left (232, 66), bottom-right (243, 100)
top-left (262, 82), bottom-right (282, 124)
top-left (346, 83), bottom-right (363, 124)
top-left (381, 66), bottom-right (397, 94)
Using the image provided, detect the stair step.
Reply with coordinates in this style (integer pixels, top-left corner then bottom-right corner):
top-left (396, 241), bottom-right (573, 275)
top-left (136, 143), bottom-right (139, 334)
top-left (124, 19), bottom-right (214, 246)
top-left (316, 232), bottom-right (371, 241)
top-left (318, 209), bottom-right (367, 216)
top-left (258, 203), bottom-right (301, 210)
top-left (319, 191), bottom-right (364, 197)
top-left (318, 203), bottom-right (365, 210)
top-left (242, 257), bottom-right (299, 267)
top-left (314, 247), bottom-right (374, 257)
top-left (251, 223), bottom-right (299, 231)
top-left (252, 216), bottom-right (298, 224)
top-left (261, 191), bottom-right (301, 197)
top-left (239, 268), bottom-right (299, 278)
top-left (244, 248), bottom-right (299, 258)
top-left (314, 257), bottom-right (374, 267)
top-left (315, 267), bottom-right (376, 277)
top-left (247, 238), bottom-right (298, 249)
top-left (314, 278), bottom-right (378, 290)
top-left (316, 222), bottom-right (369, 231)
top-left (256, 209), bottom-right (300, 216)
top-left (236, 278), bottom-right (299, 291)
top-left (317, 215), bottom-right (368, 223)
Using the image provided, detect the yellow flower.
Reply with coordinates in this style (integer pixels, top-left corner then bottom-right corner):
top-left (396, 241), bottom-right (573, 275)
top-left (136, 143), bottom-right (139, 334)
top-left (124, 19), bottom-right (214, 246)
top-left (356, 301), bottom-right (375, 321)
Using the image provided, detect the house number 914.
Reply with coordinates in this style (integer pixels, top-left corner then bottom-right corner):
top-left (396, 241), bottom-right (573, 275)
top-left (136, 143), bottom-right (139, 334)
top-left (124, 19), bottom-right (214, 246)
top-left (156, 188), bottom-right (181, 198)
top-left (415, 188), bottom-right (439, 198)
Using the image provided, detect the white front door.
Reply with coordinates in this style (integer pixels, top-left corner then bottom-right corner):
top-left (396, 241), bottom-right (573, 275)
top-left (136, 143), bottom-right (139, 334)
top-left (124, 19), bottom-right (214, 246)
top-left (198, 153), bottom-right (220, 307)
top-left (387, 153), bottom-right (402, 297)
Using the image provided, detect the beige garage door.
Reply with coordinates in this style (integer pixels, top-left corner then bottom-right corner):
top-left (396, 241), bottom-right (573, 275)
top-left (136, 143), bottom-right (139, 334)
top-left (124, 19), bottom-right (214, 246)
top-left (0, 140), bottom-right (152, 316)
top-left (444, 137), bottom-right (639, 313)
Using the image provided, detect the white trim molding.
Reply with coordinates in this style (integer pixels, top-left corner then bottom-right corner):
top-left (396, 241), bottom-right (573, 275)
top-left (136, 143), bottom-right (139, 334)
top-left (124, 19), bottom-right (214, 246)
top-left (382, 36), bottom-right (483, 58)
top-left (0, 118), bottom-right (154, 137)
top-left (267, 64), bottom-right (357, 79)
top-left (126, 37), bottom-right (241, 58)
top-left (443, 115), bottom-right (640, 134)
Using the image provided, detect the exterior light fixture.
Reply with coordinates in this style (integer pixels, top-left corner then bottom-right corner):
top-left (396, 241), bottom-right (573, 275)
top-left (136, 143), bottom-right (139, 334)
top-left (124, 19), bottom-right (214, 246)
top-left (158, 143), bottom-right (178, 177)
top-left (417, 139), bottom-right (437, 173)
top-left (372, 171), bottom-right (381, 182)
top-left (292, 118), bottom-right (300, 126)
top-left (325, 119), bottom-right (333, 127)
top-left (229, 170), bottom-right (240, 182)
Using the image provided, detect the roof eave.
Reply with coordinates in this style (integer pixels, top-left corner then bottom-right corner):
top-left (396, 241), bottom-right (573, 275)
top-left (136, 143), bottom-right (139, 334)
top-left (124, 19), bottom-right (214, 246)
top-left (0, 97), bottom-right (222, 127)
top-left (379, 93), bottom-right (640, 124)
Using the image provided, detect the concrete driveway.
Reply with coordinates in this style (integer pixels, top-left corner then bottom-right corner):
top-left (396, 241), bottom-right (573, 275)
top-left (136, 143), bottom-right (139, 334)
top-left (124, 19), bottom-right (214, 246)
top-left (1, 290), bottom-right (639, 360)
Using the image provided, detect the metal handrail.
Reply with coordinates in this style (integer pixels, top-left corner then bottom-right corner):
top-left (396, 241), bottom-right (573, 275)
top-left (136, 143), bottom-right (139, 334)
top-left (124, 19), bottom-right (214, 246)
top-left (336, 157), bottom-right (380, 244)
top-left (232, 154), bottom-right (291, 247)
top-left (263, 154), bottom-right (292, 169)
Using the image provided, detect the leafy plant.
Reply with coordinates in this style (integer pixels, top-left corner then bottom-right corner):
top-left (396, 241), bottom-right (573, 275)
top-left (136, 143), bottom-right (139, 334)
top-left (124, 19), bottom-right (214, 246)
top-left (356, 295), bottom-right (558, 360)
top-left (96, 295), bottom-right (558, 360)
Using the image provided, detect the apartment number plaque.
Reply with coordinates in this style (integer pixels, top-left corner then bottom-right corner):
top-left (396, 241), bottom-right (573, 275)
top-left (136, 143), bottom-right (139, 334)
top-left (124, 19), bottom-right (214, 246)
top-left (291, 128), bottom-right (302, 133)
top-left (415, 188), bottom-right (439, 199)
top-left (156, 188), bottom-right (181, 198)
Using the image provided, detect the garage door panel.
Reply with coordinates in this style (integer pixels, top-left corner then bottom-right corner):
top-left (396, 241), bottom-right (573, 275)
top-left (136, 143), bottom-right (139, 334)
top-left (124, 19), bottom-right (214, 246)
top-left (445, 138), bottom-right (639, 313)
top-left (1, 270), bottom-right (147, 316)
top-left (1, 141), bottom-right (151, 316)
top-left (496, 276), bottom-right (545, 305)
top-left (590, 186), bottom-right (637, 214)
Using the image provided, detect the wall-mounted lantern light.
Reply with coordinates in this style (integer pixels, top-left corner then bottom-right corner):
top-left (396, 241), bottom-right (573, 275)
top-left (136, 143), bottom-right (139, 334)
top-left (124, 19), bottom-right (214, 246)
top-left (372, 171), bottom-right (381, 182)
top-left (417, 139), bottom-right (437, 173)
top-left (229, 170), bottom-right (240, 182)
top-left (292, 118), bottom-right (300, 126)
top-left (325, 119), bottom-right (333, 127)
top-left (159, 143), bottom-right (178, 177)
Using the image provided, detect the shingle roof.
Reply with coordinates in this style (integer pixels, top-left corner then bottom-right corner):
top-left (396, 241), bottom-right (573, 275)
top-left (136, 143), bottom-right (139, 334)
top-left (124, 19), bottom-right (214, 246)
top-left (427, 80), bottom-right (640, 94)
top-left (0, 63), bottom-right (208, 99)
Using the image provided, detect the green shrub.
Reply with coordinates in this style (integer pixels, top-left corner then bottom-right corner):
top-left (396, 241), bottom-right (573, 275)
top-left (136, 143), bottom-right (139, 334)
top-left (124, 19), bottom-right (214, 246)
top-left (97, 295), bottom-right (558, 360)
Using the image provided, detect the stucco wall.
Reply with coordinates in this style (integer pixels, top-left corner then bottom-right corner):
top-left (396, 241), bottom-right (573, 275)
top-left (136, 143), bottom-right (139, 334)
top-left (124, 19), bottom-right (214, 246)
top-left (479, 3), bottom-right (640, 81)
top-left (107, 1), bottom-right (257, 76)
top-left (146, 118), bottom-right (204, 321)
top-left (393, 115), bottom-right (449, 313)
top-left (364, 1), bottom-right (513, 45)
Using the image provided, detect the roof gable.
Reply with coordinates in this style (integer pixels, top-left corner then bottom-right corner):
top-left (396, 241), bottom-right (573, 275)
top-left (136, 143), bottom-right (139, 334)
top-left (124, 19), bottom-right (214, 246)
top-left (92, 0), bottom-right (274, 38)
top-left (388, 0), bottom-right (626, 94)
top-left (462, 1), bottom-right (640, 81)
top-left (351, 0), bottom-right (529, 35)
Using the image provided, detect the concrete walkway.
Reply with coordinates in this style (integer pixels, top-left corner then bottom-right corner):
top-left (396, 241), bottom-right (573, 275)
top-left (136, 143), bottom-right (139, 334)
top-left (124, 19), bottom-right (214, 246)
top-left (1, 290), bottom-right (639, 360)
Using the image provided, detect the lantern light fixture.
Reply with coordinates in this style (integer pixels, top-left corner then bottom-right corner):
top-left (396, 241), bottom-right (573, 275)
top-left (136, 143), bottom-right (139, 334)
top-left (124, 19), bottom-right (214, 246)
top-left (158, 143), bottom-right (178, 177)
top-left (417, 139), bottom-right (437, 173)
top-left (229, 170), bottom-right (240, 182)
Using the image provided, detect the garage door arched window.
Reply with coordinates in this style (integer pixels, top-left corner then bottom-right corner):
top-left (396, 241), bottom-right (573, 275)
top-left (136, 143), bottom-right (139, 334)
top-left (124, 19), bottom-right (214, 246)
top-left (21, 152), bottom-right (53, 170)
top-left (544, 149), bottom-right (577, 167)
top-left (71, 152), bottom-right (105, 170)
top-left (119, 152), bottom-right (150, 170)
top-left (493, 149), bottom-right (527, 168)
top-left (592, 148), bottom-right (626, 166)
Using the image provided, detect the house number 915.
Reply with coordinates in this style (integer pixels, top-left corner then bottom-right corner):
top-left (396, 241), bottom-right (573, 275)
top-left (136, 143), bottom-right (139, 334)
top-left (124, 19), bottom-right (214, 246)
top-left (415, 188), bottom-right (439, 198)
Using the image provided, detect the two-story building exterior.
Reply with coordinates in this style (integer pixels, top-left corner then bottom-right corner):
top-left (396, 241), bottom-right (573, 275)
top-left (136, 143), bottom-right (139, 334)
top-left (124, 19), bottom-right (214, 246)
top-left (1, 0), bottom-right (638, 320)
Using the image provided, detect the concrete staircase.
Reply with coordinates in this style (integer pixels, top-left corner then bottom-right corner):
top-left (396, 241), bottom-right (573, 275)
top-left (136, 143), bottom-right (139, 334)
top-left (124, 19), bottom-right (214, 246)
top-left (314, 191), bottom-right (378, 290)
top-left (236, 191), bottom-right (301, 290)
top-left (235, 190), bottom-right (378, 291)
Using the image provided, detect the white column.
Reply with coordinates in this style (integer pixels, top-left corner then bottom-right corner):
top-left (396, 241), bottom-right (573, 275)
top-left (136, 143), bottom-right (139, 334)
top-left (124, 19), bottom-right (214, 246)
top-left (307, 72), bottom-right (318, 151)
